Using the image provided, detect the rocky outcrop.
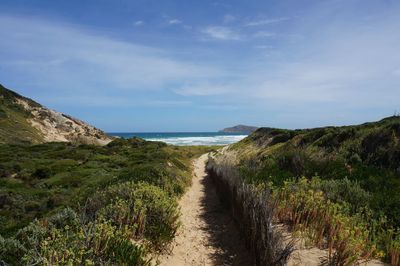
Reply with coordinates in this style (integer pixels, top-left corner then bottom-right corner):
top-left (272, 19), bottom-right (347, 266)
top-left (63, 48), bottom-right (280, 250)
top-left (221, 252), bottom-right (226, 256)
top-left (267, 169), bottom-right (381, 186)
top-left (1, 84), bottom-right (112, 145)
top-left (17, 98), bottom-right (112, 145)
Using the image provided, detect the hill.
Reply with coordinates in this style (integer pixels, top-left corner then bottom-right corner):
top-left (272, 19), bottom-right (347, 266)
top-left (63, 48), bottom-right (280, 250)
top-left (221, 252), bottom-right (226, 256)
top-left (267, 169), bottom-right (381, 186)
top-left (208, 116), bottom-right (400, 265)
top-left (0, 84), bottom-right (112, 145)
top-left (218, 124), bottom-right (258, 133)
top-left (236, 116), bottom-right (400, 173)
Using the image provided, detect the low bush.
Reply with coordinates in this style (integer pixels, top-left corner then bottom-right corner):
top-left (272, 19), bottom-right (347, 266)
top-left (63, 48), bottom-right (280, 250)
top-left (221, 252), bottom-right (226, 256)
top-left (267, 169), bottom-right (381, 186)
top-left (91, 182), bottom-right (180, 249)
top-left (18, 218), bottom-right (150, 265)
top-left (0, 235), bottom-right (26, 265)
top-left (310, 177), bottom-right (371, 214)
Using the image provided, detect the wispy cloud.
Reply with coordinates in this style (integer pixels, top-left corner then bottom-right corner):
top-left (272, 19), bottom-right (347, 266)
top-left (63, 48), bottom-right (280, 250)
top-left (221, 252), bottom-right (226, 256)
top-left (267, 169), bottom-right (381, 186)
top-left (193, 7), bottom-right (400, 111)
top-left (0, 15), bottom-right (226, 105)
top-left (38, 95), bottom-right (192, 108)
top-left (134, 20), bottom-right (144, 26)
top-left (174, 83), bottom-right (235, 96)
top-left (253, 31), bottom-right (276, 38)
top-left (245, 17), bottom-right (290, 27)
top-left (168, 19), bottom-right (182, 25)
top-left (201, 26), bottom-right (242, 40)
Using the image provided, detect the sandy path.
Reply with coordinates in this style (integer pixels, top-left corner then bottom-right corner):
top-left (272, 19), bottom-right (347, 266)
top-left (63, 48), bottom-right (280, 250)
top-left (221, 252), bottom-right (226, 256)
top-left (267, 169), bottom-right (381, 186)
top-left (159, 154), bottom-right (253, 266)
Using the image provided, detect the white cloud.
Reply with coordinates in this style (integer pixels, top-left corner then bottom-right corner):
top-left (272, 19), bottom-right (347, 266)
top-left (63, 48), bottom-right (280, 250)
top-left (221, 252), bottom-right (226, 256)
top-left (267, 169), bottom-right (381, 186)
top-left (168, 19), bottom-right (182, 25)
top-left (245, 17), bottom-right (290, 27)
top-left (134, 20), bottom-right (144, 26)
top-left (202, 26), bottom-right (242, 40)
top-left (0, 15), bottom-right (226, 102)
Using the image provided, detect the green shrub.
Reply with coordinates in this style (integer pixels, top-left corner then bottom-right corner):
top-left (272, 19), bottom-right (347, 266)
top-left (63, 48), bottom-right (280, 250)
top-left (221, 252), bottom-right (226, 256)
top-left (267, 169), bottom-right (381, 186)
top-left (47, 207), bottom-right (80, 229)
top-left (0, 107), bottom-right (7, 119)
top-left (106, 236), bottom-right (151, 266)
top-left (130, 183), bottom-right (180, 247)
top-left (349, 152), bottom-right (362, 164)
top-left (32, 167), bottom-right (52, 179)
top-left (15, 220), bottom-right (48, 250)
top-left (21, 220), bottom-right (150, 266)
top-left (0, 235), bottom-right (26, 265)
top-left (90, 182), bottom-right (180, 250)
top-left (310, 177), bottom-right (371, 213)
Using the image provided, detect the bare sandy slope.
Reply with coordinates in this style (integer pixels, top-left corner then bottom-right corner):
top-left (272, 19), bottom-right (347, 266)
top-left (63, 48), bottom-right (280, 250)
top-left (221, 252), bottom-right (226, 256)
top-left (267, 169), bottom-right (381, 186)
top-left (158, 154), bottom-right (253, 266)
top-left (16, 97), bottom-right (112, 145)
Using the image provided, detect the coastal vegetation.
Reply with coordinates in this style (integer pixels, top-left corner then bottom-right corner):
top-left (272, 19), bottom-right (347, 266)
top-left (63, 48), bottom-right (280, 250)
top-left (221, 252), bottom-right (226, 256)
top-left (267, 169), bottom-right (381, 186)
top-left (0, 84), bottom-right (44, 144)
top-left (208, 116), bottom-right (400, 265)
top-left (0, 138), bottom-right (215, 265)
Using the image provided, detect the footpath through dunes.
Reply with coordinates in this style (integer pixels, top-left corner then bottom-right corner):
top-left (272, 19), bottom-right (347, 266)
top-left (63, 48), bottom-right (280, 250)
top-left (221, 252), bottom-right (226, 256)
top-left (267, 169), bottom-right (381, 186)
top-left (159, 154), bottom-right (253, 266)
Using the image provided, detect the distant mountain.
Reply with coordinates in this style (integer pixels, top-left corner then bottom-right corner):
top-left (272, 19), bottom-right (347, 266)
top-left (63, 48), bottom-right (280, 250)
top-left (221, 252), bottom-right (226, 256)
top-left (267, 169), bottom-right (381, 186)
top-left (0, 84), bottom-right (112, 145)
top-left (219, 125), bottom-right (258, 133)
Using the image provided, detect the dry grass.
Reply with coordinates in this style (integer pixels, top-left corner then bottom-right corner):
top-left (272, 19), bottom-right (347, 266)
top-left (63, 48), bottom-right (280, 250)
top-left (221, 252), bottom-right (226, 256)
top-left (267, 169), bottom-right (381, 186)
top-left (207, 152), bottom-right (294, 266)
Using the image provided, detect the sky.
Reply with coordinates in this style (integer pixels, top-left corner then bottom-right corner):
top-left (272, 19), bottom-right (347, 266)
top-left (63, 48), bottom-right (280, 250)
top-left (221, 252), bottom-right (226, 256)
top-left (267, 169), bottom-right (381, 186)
top-left (0, 0), bottom-right (399, 132)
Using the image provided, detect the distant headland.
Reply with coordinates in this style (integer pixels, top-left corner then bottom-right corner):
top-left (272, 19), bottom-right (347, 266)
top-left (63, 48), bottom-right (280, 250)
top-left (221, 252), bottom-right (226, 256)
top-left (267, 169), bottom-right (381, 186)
top-left (218, 125), bottom-right (258, 133)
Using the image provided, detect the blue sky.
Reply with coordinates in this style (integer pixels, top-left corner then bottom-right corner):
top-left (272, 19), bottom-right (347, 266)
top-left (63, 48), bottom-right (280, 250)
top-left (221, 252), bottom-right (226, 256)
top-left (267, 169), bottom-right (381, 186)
top-left (0, 0), bottom-right (399, 131)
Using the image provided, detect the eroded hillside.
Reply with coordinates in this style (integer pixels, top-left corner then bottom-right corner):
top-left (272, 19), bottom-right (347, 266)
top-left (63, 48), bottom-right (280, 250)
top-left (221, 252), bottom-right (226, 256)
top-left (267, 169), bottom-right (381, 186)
top-left (0, 84), bottom-right (112, 145)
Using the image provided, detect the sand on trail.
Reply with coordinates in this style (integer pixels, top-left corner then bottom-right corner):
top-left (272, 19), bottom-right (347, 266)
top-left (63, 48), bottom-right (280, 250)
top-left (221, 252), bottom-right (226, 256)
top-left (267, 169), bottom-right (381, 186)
top-left (158, 154), bottom-right (253, 266)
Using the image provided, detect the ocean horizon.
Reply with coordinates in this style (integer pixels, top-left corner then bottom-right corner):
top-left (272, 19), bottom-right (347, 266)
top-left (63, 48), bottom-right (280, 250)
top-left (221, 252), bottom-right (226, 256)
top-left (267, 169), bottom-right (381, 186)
top-left (108, 132), bottom-right (248, 146)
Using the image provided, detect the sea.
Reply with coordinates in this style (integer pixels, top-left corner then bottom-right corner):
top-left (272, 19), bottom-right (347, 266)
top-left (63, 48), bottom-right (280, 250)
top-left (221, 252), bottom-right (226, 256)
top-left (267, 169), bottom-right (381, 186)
top-left (108, 132), bottom-right (248, 146)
